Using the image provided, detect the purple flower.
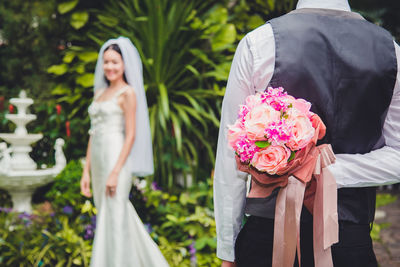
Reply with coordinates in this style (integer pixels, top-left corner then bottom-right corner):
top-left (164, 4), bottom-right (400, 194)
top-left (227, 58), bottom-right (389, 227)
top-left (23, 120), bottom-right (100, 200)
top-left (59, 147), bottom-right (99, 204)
top-left (151, 181), bottom-right (161, 191)
top-left (84, 224), bottom-right (95, 240)
top-left (0, 207), bottom-right (12, 213)
top-left (62, 205), bottom-right (73, 215)
top-left (188, 240), bottom-right (197, 265)
top-left (83, 215), bottom-right (97, 240)
top-left (91, 215), bottom-right (97, 227)
top-left (18, 212), bottom-right (33, 226)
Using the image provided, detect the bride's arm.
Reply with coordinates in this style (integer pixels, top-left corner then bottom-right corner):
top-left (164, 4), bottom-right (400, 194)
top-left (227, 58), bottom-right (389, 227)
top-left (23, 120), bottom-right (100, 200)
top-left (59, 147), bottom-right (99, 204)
top-left (80, 137), bottom-right (92, 197)
top-left (114, 87), bottom-right (137, 173)
top-left (106, 87), bottom-right (137, 196)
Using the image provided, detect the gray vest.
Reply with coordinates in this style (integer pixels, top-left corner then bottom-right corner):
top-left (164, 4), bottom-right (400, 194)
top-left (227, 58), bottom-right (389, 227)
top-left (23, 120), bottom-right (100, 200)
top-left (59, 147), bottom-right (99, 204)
top-left (245, 8), bottom-right (397, 223)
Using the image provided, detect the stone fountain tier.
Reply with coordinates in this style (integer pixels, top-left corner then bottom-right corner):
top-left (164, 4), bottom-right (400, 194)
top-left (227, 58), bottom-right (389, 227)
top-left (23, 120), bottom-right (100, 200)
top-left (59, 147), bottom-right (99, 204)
top-left (9, 93), bottom-right (33, 115)
top-left (0, 133), bottom-right (43, 145)
top-left (6, 114), bottom-right (36, 123)
top-left (0, 168), bottom-right (63, 213)
top-left (5, 114), bottom-right (37, 135)
top-left (0, 168), bottom-right (62, 190)
top-left (0, 133), bottom-right (43, 171)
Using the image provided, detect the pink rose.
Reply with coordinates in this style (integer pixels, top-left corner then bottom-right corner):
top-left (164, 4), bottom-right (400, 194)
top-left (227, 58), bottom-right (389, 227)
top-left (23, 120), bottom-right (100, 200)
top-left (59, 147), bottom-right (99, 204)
top-left (285, 97), bottom-right (312, 115)
top-left (227, 121), bottom-right (246, 149)
top-left (244, 105), bottom-right (281, 141)
top-left (293, 98), bottom-right (312, 115)
top-left (286, 112), bottom-right (315, 151)
top-left (245, 94), bottom-right (263, 109)
top-left (251, 145), bottom-right (291, 174)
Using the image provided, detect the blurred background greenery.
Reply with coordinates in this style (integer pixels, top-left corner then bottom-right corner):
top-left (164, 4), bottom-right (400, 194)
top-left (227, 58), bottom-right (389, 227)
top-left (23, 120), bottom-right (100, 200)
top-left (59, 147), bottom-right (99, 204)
top-left (0, 0), bottom-right (399, 266)
top-left (1, 0), bottom-right (399, 189)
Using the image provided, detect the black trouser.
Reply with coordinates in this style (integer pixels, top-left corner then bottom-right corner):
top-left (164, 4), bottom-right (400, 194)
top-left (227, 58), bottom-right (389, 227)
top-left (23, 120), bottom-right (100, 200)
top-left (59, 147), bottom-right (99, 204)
top-left (235, 216), bottom-right (378, 267)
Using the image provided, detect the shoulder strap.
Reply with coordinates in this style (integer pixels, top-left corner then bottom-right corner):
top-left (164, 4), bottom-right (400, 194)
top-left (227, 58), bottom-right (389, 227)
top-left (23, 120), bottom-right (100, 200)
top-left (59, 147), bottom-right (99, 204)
top-left (113, 85), bottom-right (131, 99)
top-left (94, 88), bottom-right (106, 100)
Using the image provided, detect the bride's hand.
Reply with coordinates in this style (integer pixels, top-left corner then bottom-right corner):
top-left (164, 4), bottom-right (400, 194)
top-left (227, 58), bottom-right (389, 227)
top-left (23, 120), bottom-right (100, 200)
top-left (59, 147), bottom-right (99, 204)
top-left (106, 171), bottom-right (119, 197)
top-left (80, 171), bottom-right (92, 197)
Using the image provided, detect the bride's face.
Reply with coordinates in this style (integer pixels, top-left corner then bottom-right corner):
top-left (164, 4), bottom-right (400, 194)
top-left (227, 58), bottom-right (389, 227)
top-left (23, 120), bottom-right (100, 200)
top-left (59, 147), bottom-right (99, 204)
top-left (103, 49), bottom-right (125, 83)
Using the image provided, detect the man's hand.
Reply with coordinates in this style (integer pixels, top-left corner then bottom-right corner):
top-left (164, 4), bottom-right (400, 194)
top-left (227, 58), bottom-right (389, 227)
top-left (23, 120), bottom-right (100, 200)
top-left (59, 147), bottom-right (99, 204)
top-left (221, 260), bottom-right (236, 267)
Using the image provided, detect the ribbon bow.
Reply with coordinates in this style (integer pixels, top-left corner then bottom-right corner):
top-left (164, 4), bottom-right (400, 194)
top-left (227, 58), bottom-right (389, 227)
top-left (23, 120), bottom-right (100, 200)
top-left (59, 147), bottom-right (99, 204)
top-left (272, 144), bottom-right (338, 267)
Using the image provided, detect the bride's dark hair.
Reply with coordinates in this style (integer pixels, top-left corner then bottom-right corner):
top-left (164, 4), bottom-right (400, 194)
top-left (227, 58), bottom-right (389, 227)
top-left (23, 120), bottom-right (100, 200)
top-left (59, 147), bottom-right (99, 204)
top-left (103, 44), bottom-right (128, 85)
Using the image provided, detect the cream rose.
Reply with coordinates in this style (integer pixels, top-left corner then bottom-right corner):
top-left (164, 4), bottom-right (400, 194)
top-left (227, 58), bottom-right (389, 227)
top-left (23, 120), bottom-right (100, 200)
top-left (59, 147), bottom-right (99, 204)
top-left (244, 105), bottom-right (281, 141)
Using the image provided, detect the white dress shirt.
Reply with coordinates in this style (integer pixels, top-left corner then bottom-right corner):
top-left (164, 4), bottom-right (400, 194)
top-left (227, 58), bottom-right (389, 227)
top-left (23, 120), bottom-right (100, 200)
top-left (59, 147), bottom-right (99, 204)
top-left (214, 0), bottom-right (400, 261)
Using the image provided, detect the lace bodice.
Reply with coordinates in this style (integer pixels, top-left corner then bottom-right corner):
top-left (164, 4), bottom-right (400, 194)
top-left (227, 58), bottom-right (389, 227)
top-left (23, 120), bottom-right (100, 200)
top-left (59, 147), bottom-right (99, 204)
top-left (88, 87), bottom-right (128, 136)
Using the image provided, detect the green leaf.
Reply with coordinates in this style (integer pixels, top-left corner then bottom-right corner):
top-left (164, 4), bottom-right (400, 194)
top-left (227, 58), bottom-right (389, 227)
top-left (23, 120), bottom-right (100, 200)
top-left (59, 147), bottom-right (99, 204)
top-left (158, 83), bottom-right (170, 118)
top-left (51, 84), bottom-right (70, 95)
top-left (248, 15), bottom-right (265, 30)
top-left (166, 214), bottom-right (178, 222)
top-left (47, 64), bottom-right (68, 75)
top-left (70, 11), bottom-right (89, 30)
top-left (63, 52), bottom-right (76, 63)
top-left (255, 141), bottom-right (270, 148)
top-left (170, 113), bottom-right (182, 153)
top-left (76, 73), bottom-right (94, 87)
top-left (72, 258), bottom-right (82, 265)
top-left (194, 237), bottom-right (208, 250)
top-left (96, 14), bottom-right (118, 27)
top-left (207, 6), bottom-right (228, 25)
top-left (189, 48), bottom-right (215, 66)
top-left (267, 0), bottom-right (275, 10)
top-left (57, 0), bottom-right (78, 14)
top-left (211, 24), bottom-right (236, 51)
top-left (185, 65), bottom-right (200, 77)
top-left (205, 62), bottom-right (231, 81)
top-left (77, 51), bottom-right (98, 62)
top-left (73, 64), bottom-right (85, 74)
top-left (288, 151), bottom-right (296, 162)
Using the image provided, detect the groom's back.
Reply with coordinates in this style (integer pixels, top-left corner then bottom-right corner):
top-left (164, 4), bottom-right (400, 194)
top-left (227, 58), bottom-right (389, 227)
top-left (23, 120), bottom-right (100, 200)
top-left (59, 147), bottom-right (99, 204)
top-left (244, 9), bottom-right (398, 225)
top-left (268, 9), bottom-right (397, 155)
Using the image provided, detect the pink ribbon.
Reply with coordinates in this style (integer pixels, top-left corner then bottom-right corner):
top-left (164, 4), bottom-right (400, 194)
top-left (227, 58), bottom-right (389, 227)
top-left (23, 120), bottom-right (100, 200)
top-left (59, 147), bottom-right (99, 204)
top-left (271, 144), bottom-right (338, 267)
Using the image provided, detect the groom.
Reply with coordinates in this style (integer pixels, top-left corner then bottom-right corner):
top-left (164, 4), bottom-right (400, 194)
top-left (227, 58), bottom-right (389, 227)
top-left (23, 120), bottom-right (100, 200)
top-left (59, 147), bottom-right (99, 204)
top-left (214, 0), bottom-right (400, 266)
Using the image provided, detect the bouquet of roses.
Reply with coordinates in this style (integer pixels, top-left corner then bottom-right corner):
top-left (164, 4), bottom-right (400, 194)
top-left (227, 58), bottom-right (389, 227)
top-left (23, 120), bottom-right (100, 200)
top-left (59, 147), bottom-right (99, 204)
top-left (228, 87), bottom-right (325, 177)
top-left (228, 87), bottom-right (338, 267)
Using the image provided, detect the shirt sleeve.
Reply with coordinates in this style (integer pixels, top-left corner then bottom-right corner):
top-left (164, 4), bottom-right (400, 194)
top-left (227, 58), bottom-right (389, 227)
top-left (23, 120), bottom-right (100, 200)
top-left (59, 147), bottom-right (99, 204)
top-left (213, 36), bottom-right (253, 262)
top-left (214, 24), bottom-right (276, 261)
top-left (328, 40), bottom-right (400, 188)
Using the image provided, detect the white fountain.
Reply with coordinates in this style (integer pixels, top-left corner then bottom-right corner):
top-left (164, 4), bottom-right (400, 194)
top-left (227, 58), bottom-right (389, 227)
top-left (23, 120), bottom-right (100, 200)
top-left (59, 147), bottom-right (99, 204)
top-left (0, 91), bottom-right (66, 213)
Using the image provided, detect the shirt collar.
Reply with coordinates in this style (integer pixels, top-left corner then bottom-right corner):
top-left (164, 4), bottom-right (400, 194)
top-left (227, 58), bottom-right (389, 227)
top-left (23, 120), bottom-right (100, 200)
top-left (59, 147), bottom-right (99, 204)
top-left (296, 0), bottom-right (351, 11)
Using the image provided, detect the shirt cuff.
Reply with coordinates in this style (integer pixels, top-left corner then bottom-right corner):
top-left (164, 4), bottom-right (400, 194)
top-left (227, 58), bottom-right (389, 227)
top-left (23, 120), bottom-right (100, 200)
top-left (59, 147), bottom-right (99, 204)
top-left (217, 242), bottom-right (235, 262)
top-left (327, 161), bottom-right (345, 188)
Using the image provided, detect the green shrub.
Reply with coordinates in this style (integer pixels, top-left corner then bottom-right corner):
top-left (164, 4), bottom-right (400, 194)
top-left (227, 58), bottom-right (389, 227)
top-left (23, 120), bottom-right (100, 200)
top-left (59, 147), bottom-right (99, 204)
top-left (0, 159), bottom-right (220, 266)
top-left (45, 160), bottom-right (89, 210)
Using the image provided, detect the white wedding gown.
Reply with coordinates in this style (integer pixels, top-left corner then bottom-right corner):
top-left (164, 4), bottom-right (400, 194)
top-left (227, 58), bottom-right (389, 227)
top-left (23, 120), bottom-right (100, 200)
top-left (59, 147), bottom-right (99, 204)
top-left (88, 87), bottom-right (169, 267)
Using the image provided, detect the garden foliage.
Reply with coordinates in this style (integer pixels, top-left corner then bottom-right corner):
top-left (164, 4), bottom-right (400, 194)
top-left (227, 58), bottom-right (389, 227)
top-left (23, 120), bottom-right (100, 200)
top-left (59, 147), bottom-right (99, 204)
top-left (0, 0), bottom-right (299, 189)
top-left (0, 160), bottom-right (220, 266)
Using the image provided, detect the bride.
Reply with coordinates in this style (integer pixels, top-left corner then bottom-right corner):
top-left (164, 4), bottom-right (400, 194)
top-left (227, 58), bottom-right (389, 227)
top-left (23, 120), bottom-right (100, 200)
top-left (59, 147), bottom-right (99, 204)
top-left (80, 37), bottom-right (169, 267)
